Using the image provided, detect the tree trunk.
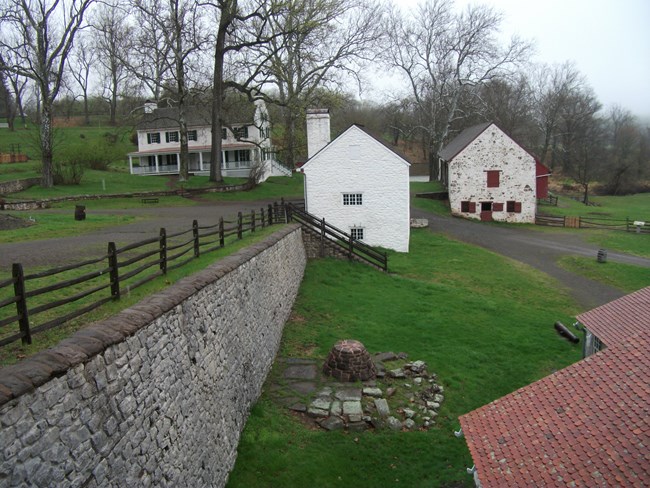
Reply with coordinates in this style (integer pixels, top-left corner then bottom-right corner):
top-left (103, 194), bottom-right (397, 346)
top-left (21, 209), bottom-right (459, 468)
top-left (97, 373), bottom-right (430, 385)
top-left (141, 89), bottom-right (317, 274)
top-left (40, 101), bottom-right (54, 187)
top-left (83, 91), bottom-right (90, 125)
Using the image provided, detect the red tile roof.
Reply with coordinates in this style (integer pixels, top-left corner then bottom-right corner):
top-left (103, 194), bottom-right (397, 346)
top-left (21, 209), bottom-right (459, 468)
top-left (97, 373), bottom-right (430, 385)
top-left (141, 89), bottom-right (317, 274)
top-left (459, 287), bottom-right (650, 487)
top-left (577, 286), bottom-right (650, 347)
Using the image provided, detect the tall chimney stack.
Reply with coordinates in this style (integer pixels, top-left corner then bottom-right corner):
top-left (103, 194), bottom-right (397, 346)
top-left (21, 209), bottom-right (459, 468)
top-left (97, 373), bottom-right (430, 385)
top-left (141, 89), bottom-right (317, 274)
top-left (306, 109), bottom-right (330, 159)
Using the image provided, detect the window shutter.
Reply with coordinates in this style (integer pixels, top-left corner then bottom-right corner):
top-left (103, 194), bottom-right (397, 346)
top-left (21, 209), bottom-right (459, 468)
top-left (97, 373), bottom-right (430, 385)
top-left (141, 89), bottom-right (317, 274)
top-left (493, 202), bottom-right (504, 211)
top-left (469, 202), bottom-right (476, 213)
top-left (147, 133), bottom-right (151, 144)
top-left (514, 202), bottom-right (522, 213)
top-left (487, 170), bottom-right (500, 188)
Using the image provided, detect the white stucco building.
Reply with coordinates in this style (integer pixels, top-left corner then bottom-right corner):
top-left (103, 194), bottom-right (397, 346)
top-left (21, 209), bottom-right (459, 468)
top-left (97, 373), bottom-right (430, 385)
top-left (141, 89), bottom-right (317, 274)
top-left (127, 100), bottom-right (289, 181)
top-left (439, 122), bottom-right (549, 224)
top-left (300, 109), bottom-right (411, 252)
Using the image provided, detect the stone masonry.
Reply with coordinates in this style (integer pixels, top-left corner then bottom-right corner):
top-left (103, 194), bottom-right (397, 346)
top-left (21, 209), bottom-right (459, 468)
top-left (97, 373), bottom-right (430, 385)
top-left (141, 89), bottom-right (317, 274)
top-left (0, 225), bottom-right (306, 488)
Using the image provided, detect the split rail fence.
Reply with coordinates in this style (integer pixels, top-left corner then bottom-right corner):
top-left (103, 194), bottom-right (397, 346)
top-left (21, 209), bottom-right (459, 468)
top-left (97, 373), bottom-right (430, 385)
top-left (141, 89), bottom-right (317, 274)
top-left (0, 202), bottom-right (289, 348)
top-left (286, 204), bottom-right (388, 271)
top-left (535, 215), bottom-right (649, 233)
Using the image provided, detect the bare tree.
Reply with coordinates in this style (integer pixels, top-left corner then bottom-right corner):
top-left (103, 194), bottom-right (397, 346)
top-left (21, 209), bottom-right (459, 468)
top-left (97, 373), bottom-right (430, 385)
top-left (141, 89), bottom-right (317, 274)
top-left (531, 62), bottom-right (584, 167)
top-left (69, 33), bottom-right (96, 125)
top-left (133, 0), bottom-right (210, 180)
top-left (0, 0), bottom-right (95, 187)
top-left (560, 88), bottom-right (603, 204)
top-left (384, 0), bottom-right (530, 181)
top-left (91, 1), bottom-right (132, 126)
top-left (0, 54), bottom-right (17, 130)
top-left (259, 0), bottom-right (384, 168)
top-left (604, 105), bottom-right (642, 195)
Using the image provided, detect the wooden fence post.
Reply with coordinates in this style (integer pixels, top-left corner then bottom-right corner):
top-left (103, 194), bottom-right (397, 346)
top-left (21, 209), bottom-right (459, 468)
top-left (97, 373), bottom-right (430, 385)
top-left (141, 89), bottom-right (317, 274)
top-left (268, 204), bottom-right (274, 225)
top-left (237, 212), bottom-right (243, 239)
top-left (107, 242), bottom-right (120, 300)
top-left (251, 210), bottom-right (256, 233)
top-left (320, 218), bottom-right (325, 257)
top-left (219, 217), bottom-right (225, 247)
top-left (273, 202), bottom-right (279, 223)
top-left (12, 263), bottom-right (31, 345)
top-left (348, 234), bottom-right (353, 260)
top-left (193, 220), bottom-right (200, 257)
top-left (160, 228), bottom-right (167, 274)
top-left (261, 207), bottom-right (265, 228)
top-left (281, 198), bottom-right (286, 223)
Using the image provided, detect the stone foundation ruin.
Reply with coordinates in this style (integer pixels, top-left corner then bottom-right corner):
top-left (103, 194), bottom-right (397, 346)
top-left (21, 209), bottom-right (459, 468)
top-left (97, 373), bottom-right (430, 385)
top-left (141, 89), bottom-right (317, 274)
top-left (322, 339), bottom-right (377, 382)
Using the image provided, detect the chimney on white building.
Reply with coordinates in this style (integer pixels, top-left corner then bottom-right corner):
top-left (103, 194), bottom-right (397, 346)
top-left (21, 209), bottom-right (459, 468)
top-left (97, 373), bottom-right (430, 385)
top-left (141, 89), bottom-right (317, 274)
top-left (306, 109), bottom-right (330, 159)
top-left (144, 100), bottom-right (158, 114)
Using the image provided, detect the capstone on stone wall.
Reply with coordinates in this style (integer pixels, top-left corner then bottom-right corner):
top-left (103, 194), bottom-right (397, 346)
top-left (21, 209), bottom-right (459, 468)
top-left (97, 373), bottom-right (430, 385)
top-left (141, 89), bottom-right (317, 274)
top-left (0, 225), bottom-right (306, 488)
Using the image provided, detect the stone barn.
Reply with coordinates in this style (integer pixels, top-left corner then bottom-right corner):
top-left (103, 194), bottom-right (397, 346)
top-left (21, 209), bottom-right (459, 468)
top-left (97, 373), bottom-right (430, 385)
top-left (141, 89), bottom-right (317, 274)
top-left (300, 109), bottom-right (411, 252)
top-left (439, 122), bottom-right (549, 223)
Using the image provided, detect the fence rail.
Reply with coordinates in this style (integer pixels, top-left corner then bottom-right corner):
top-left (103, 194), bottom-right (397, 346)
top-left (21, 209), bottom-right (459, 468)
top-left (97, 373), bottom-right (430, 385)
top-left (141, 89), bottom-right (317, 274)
top-left (286, 204), bottom-right (388, 271)
top-left (0, 202), bottom-right (290, 349)
top-left (535, 214), bottom-right (650, 233)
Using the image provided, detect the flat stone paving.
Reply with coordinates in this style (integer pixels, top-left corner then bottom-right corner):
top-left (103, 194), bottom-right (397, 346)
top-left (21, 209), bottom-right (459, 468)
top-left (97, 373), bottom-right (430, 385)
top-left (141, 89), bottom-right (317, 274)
top-left (268, 353), bottom-right (445, 432)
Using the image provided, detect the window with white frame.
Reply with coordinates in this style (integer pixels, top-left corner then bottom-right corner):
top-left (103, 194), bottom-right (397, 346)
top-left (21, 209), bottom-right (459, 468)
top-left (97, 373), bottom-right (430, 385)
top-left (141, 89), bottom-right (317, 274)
top-left (188, 130), bottom-right (197, 141)
top-left (343, 193), bottom-right (363, 205)
top-left (233, 126), bottom-right (249, 139)
top-left (147, 132), bottom-right (160, 144)
top-left (165, 131), bottom-right (179, 143)
top-left (350, 228), bottom-right (364, 240)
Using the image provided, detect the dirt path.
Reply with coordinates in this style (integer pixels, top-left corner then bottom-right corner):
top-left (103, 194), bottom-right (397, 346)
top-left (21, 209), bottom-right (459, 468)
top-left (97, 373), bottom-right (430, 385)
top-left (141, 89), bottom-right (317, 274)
top-left (412, 208), bottom-right (650, 311)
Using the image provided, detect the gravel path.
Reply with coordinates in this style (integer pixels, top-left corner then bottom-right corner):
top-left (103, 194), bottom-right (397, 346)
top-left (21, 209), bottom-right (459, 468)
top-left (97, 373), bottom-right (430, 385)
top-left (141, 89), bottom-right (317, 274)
top-left (1, 202), bottom-right (647, 312)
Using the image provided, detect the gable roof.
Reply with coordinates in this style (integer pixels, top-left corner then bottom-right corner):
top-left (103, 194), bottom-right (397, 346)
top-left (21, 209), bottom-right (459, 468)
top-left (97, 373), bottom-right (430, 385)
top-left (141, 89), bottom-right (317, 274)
top-left (577, 286), bottom-right (650, 346)
top-left (438, 122), bottom-right (492, 161)
top-left (137, 97), bottom-right (258, 131)
top-left (301, 124), bottom-right (411, 171)
top-left (459, 287), bottom-right (650, 487)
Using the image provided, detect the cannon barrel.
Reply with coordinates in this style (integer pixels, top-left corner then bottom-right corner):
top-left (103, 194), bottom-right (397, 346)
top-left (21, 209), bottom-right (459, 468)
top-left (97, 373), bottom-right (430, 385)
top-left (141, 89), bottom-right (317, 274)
top-left (554, 321), bottom-right (580, 343)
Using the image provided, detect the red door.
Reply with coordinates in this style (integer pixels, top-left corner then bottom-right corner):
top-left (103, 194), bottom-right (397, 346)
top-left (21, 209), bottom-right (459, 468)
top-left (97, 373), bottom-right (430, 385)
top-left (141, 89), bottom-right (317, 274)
top-left (480, 202), bottom-right (493, 221)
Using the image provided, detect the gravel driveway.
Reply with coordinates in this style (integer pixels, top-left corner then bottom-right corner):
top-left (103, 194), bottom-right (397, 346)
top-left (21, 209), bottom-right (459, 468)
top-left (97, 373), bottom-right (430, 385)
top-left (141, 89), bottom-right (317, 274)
top-left (1, 202), bottom-right (647, 311)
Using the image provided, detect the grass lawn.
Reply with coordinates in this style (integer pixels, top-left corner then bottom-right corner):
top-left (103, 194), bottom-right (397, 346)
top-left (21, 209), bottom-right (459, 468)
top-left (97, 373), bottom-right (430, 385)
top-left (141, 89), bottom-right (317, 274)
top-left (558, 256), bottom-right (650, 293)
top-left (539, 192), bottom-right (650, 221)
top-left (227, 228), bottom-right (582, 488)
top-left (0, 211), bottom-right (137, 243)
top-left (410, 180), bottom-right (450, 216)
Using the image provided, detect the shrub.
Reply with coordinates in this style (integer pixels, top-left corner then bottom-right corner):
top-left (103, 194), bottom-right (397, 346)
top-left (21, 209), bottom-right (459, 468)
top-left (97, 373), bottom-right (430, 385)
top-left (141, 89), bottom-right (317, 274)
top-left (52, 159), bottom-right (85, 185)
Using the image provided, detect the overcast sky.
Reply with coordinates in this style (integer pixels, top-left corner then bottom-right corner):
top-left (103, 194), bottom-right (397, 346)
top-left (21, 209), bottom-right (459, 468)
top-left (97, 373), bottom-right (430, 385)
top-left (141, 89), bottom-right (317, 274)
top-left (368, 0), bottom-right (650, 121)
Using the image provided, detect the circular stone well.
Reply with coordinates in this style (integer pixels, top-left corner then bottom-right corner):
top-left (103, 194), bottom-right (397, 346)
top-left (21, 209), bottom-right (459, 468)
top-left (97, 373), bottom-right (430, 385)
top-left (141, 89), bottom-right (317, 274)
top-left (322, 339), bottom-right (376, 382)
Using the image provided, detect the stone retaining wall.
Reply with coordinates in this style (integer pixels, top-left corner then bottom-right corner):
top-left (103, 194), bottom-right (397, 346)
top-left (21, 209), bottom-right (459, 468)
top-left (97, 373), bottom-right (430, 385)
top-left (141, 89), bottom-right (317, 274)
top-left (0, 178), bottom-right (41, 195)
top-left (0, 225), bottom-right (306, 487)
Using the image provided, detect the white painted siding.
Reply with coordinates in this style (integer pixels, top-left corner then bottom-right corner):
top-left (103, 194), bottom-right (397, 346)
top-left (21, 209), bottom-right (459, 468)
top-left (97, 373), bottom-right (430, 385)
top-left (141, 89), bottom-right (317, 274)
top-left (303, 126), bottom-right (410, 252)
top-left (448, 125), bottom-right (537, 223)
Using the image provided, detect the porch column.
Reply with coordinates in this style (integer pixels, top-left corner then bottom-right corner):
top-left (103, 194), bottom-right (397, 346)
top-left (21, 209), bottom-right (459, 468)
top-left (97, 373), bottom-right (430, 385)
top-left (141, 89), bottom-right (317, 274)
top-left (128, 155), bottom-right (133, 174)
top-left (176, 153), bottom-right (180, 169)
top-left (199, 151), bottom-right (203, 171)
top-left (155, 154), bottom-right (159, 173)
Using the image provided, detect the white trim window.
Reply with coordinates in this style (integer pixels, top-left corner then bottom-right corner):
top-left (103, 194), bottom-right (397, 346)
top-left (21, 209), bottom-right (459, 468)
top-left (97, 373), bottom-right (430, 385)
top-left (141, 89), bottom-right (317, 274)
top-left (350, 227), bottom-right (364, 240)
top-left (188, 130), bottom-right (198, 141)
top-left (343, 193), bottom-right (363, 206)
top-left (166, 131), bottom-right (179, 143)
top-left (147, 132), bottom-right (160, 144)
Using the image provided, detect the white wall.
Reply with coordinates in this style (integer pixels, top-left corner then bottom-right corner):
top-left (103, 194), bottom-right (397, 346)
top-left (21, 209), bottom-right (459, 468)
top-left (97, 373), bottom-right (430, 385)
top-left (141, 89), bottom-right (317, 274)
top-left (303, 126), bottom-right (410, 252)
top-left (448, 125), bottom-right (537, 223)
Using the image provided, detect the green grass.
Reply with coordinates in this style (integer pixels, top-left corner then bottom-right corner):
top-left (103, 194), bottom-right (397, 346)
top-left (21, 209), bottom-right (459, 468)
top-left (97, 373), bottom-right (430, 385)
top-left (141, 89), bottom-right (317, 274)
top-left (198, 173), bottom-right (305, 202)
top-left (558, 256), bottom-right (650, 293)
top-left (0, 211), bottom-right (137, 243)
top-left (582, 230), bottom-right (650, 258)
top-left (410, 180), bottom-right (450, 216)
top-left (227, 228), bottom-right (581, 488)
top-left (0, 225), bottom-right (284, 366)
top-left (540, 192), bottom-right (650, 221)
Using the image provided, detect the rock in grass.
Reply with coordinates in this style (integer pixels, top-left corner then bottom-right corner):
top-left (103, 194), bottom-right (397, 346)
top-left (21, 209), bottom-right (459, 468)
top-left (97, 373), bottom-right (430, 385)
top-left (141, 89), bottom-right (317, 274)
top-left (387, 416), bottom-right (402, 431)
top-left (319, 416), bottom-right (344, 431)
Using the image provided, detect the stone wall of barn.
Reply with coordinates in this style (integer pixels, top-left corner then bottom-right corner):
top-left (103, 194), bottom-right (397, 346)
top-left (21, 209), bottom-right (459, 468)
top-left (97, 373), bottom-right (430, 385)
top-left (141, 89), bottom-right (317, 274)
top-left (0, 225), bottom-right (306, 488)
top-left (448, 125), bottom-right (537, 223)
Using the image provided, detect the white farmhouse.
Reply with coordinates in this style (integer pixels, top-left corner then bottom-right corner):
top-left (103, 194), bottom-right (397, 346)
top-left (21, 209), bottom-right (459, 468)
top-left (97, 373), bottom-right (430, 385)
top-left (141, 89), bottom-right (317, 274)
top-left (300, 109), bottom-right (411, 252)
top-left (127, 99), bottom-right (289, 181)
top-left (439, 122), bottom-right (550, 223)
